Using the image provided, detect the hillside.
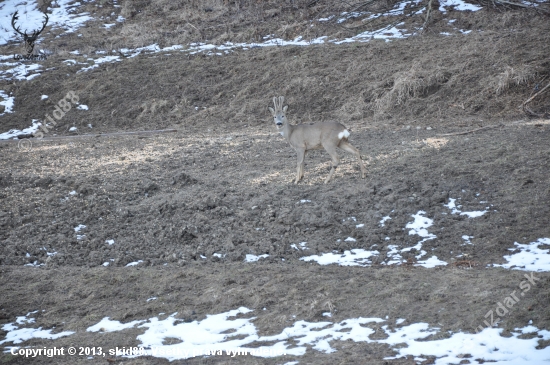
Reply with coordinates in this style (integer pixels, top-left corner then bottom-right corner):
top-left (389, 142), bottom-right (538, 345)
top-left (0, 1), bottom-right (550, 364)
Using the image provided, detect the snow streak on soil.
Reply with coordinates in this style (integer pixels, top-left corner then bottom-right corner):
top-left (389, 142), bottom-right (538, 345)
top-left (4, 308), bottom-right (549, 364)
top-left (300, 249), bottom-right (379, 266)
top-left (301, 210), bottom-right (443, 268)
top-left (1, 311), bottom-right (74, 352)
top-left (0, 0), bottom-right (485, 85)
top-left (493, 238), bottom-right (550, 272)
top-left (444, 198), bottom-right (488, 217)
top-left (0, 119), bottom-right (40, 140)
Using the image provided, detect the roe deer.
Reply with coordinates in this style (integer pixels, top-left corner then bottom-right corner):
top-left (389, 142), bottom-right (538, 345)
top-left (268, 96), bottom-right (366, 184)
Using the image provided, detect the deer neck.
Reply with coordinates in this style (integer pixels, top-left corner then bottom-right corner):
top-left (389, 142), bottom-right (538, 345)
top-left (280, 120), bottom-right (294, 140)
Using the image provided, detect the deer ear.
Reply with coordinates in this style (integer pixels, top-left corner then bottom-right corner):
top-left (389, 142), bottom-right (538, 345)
top-left (268, 107), bottom-right (275, 115)
top-left (283, 106), bottom-right (288, 112)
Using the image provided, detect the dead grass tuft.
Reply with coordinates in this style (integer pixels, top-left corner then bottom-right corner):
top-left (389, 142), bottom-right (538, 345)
top-left (494, 65), bottom-right (538, 95)
top-left (373, 65), bottom-right (450, 113)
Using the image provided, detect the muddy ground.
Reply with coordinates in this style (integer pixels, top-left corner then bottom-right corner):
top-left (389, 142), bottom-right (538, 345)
top-left (1, 1), bottom-right (550, 364)
top-left (1, 118), bottom-right (549, 364)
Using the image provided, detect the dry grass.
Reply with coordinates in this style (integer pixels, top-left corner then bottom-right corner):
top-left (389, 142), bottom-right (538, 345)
top-left (494, 65), bottom-right (538, 95)
top-left (373, 66), bottom-right (450, 113)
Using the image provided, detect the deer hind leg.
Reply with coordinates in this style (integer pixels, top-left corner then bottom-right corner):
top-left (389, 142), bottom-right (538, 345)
top-left (295, 148), bottom-right (306, 184)
top-left (339, 141), bottom-right (367, 179)
top-left (298, 150), bottom-right (308, 181)
top-left (323, 145), bottom-right (340, 184)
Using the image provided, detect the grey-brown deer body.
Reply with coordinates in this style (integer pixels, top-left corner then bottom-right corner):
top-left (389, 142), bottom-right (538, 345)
top-left (269, 96), bottom-right (366, 184)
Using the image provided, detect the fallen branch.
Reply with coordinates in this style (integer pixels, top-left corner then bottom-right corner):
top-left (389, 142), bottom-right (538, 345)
top-left (0, 129), bottom-right (178, 144)
top-left (436, 124), bottom-right (502, 137)
top-left (494, 0), bottom-right (533, 8)
top-left (498, 0), bottom-right (550, 13)
top-left (421, 0), bottom-right (434, 33)
top-left (522, 80), bottom-right (550, 118)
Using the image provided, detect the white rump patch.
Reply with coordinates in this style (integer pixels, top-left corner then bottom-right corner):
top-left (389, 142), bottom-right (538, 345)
top-left (338, 130), bottom-right (350, 140)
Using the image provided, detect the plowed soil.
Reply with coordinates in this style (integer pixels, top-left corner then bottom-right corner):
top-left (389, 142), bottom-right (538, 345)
top-left (1, 2), bottom-right (550, 364)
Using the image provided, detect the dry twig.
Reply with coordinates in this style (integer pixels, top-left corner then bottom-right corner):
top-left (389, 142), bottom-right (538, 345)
top-left (436, 124), bottom-right (502, 137)
top-left (522, 80), bottom-right (550, 118)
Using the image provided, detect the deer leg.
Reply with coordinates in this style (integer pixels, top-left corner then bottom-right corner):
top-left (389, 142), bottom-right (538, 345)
top-left (299, 150), bottom-right (308, 181)
top-left (339, 141), bottom-right (367, 179)
top-left (324, 145), bottom-right (340, 184)
top-left (295, 148), bottom-right (305, 184)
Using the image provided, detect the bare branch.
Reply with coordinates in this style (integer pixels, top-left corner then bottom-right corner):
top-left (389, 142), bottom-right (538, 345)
top-left (522, 80), bottom-right (550, 118)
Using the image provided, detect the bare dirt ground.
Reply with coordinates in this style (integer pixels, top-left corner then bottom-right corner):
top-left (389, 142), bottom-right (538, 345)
top-left (1, 1), bottom-right (550, 364)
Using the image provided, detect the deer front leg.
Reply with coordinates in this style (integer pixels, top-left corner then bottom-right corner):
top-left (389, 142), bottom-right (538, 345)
top-left (295, 148), bottom-right (305, 184)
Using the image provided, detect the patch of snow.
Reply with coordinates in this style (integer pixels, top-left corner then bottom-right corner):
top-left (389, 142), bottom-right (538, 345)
top-left (0, 119), bottom-right (41, 140)
top-left (444, 198), bottom-right (487, 217)
top-left (292, 242), bottom-right (308, 250)
top-left (493, 238), bottom-right (550, 272)
top-left (379, 215), bottom-right (392, 227)
top-left (126, 260), bottom-right (143, 267)
top-left (87, 318), bottom-right (145, 333)
top-left (77, 104), bottom-right (88, 110)
top-left (83, 306), bottom-right (550, 363)
top-left (406, 211), bottom-right (436, 242)
top-left (386, 325), bottom-right (550, 364)
top-left (318, 15), bottom-right (334, 22)
top-left (301, 249), bottom-right (379, 267)
top-left (245, 254), bottom-right (269, 262)
top-left (385, 245), bottom-right (402, 265)
top-left (462, 235), bottom-right (473, 245)
top-left (460, 209), bottom-right (487, 218)
top-left (74, 224), bottom-right (86, 232)
top-left (0, 312), bottom-right (74, 346)
top-left (439, 0), bottom-right (482, 13)
top-left (105, 239), bottom-right (114, 245)
top-left (0, 90), bottom-right (15, 114)
top-left (415, 256), bottom-right (448, 268)
top-left (77, 55), bottom-right (121, 73)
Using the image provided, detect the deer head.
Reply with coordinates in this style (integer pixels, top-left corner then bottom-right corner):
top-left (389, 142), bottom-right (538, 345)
top-left (268, 96), bottom-right (288, 130)
top-left (11, 10), bottom-right (49, 54)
